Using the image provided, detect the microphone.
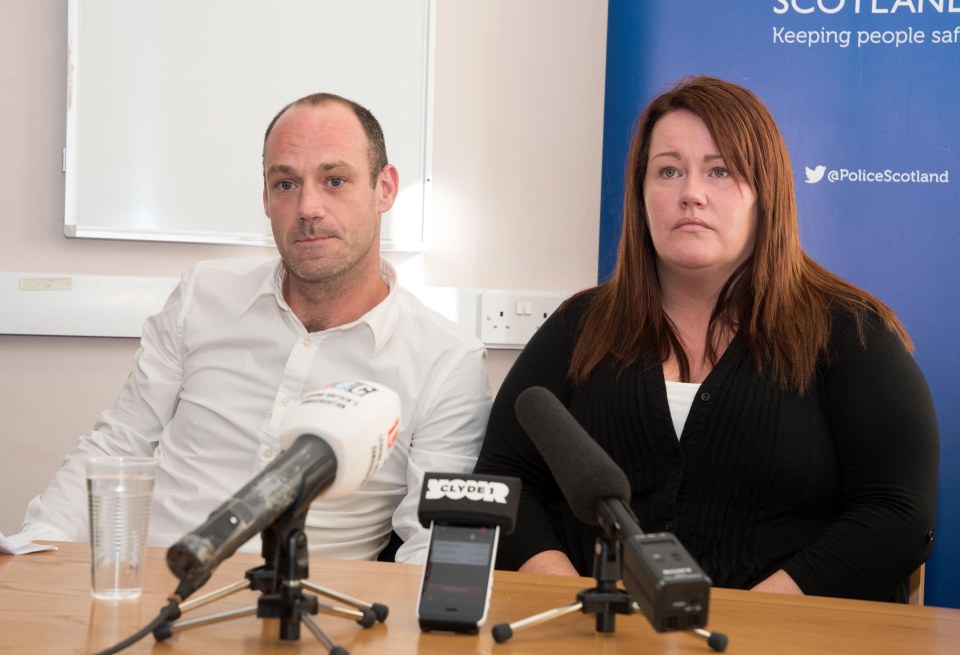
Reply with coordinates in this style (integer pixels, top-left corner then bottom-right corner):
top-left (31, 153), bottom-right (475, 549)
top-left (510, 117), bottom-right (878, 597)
top-left (514, 386), bottom-right (713, 634)
top-left (166, 380), bottom-right (401, 596)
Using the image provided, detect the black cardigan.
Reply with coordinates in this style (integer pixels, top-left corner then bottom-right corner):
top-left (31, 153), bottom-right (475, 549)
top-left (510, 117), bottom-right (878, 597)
top-left (474, 293), bottom-right (939, 601)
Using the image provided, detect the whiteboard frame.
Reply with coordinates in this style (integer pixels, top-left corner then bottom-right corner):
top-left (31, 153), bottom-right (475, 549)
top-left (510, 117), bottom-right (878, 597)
top-left (63, 0), bottom-right (434, 252)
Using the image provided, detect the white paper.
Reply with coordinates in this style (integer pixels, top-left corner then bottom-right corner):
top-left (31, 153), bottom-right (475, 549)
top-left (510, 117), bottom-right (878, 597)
top-left (0, 530), bottom-right (59, 555)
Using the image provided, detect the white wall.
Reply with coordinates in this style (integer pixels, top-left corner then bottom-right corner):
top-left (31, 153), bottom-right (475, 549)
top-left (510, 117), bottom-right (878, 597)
top-left (0, 0), bottom-right (608, 535)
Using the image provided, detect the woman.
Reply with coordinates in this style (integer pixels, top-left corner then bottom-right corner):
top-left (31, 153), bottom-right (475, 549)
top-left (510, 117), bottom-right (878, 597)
top-left (474, 76), bottom-right (939, 601)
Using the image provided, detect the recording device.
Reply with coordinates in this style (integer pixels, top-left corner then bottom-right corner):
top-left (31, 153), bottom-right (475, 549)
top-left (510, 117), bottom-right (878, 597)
top-left (416, 473), bottom-right (521, 634)
top-left (514, 386), bottom-right (712, 633)
top-left (166, 381), bottom-right (401, 597)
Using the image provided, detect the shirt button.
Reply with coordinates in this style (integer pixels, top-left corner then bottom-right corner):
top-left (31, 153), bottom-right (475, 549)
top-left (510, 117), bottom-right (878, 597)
top-left (303, 337), bottom-right (312, 347)
top-left (665, 521), bottom-right (674, 530)
top-left (926, 530), bottom-right (935, 543)
top-left (700, 392), bottom-right (711, 402)
top-left (263, 448), bottom-right (274, 459)
top-left (281, 397), bottom-right (291, 406)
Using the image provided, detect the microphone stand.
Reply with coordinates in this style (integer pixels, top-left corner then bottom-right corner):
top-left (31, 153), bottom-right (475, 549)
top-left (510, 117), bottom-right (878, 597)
top-left (153, 512), bottom-right (388, 655)
top-left (491, 534), bottom-right (727, 652)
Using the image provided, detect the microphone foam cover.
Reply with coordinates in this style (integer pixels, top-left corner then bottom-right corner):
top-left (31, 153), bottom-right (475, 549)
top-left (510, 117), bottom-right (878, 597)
top-left (514, 386), bottom-right (631, 526)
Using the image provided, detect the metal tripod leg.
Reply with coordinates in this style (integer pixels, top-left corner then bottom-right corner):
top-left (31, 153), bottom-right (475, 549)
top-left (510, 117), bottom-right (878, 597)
top-left (301, 579), bottom-right (389, 623)
top-left (165, 604), bottom-right (259, 634)
top-left (491, 600), bottom-right (583, 643)
top-left (288, 579), bottom-right (378, 627)
top-left (626, 602), bottom-right (728, 652)
top-left (491, 536), bottom-right (633, 644)
top-left (178, 580), bottom-right (251, 613)
top-left (302, 613), bottom-right (350, 655)
top-left (153, 579), bottom-right (254, 641)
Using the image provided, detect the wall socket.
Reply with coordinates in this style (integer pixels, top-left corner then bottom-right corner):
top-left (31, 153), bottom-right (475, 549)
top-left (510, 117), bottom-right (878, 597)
top-left (479, 290), bottom-right (568, 348)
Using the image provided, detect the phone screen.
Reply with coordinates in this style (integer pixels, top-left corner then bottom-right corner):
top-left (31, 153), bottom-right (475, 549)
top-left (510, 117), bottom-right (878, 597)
top-left (417, 522), bottom-right (499, 633)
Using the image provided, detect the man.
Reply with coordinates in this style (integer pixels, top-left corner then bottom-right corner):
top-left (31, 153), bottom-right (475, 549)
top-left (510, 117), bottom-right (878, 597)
top-left (21, 93), bottom-right (492, 563)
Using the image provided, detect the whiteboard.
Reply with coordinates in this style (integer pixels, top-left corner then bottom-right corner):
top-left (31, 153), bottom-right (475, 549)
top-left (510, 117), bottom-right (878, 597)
top-left (64, 0), bottom-right (434, 250)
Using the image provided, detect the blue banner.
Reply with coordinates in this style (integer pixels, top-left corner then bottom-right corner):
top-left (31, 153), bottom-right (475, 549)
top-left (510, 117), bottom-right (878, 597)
top-left (601, 0), bottom-right (959, 608)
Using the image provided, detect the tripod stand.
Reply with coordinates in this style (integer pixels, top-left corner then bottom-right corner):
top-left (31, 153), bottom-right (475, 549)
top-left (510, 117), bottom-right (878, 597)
top-left (491, 535), bottom-right (727, 652)
top-left (153, 514), bottom-right (388, 655)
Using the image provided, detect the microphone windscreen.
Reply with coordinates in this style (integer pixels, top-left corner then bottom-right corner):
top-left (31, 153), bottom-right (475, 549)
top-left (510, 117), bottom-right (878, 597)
top-left (514, 386), bottom-right (630, 526)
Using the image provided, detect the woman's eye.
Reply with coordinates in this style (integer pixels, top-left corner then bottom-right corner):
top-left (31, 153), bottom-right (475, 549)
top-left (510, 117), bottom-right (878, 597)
top-left (711, 167), bottom-right (730, 179)
top-left (660, 167), bottom-right (680, 179)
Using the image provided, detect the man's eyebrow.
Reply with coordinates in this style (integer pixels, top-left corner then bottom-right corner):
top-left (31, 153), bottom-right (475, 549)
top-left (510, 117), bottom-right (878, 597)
top-left (265, 163), bottom-right (296, 177)
top-left (320, 160), bottom-right (356, 172)
top-left (265, 161), bottom-right (358, 176)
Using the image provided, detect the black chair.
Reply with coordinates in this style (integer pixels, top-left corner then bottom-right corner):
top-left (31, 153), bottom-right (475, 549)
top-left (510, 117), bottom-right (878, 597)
top-left (376, 531), bottom-right (404, 562)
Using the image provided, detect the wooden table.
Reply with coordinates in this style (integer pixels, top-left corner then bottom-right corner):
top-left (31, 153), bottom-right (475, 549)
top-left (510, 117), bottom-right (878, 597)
top-left (1, 542), bottom-right (958, 654)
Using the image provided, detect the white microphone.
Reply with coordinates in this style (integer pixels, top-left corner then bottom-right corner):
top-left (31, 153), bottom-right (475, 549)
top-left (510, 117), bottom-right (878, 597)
top-left (166, 380), bottom-right (400, 595)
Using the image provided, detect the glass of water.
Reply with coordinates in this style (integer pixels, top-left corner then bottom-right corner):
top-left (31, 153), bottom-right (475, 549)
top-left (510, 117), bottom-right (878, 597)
top-left (85, 456), bottom-right (157, 600)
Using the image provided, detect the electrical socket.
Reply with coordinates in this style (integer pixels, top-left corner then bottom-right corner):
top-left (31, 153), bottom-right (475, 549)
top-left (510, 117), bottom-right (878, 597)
top-left (479, 290), bottom-right (568, 348)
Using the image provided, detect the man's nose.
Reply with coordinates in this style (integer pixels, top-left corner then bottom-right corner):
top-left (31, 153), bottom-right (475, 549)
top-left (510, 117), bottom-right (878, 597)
top-left (298, 182), bottom-right (327, 220)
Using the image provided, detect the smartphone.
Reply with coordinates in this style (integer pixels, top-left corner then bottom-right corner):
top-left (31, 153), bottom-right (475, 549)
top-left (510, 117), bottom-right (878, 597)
top-left (416, 522), bottom-right (500, 633)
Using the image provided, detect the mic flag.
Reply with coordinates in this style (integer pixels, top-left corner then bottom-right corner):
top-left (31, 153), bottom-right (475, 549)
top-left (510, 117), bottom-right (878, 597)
top-left (417, 473), bottom-right (521, 534)
top-left (278, 381), bottom-right (400, 499)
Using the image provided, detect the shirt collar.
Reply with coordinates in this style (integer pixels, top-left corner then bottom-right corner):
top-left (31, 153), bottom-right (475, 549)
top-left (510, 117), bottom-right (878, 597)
top-left (241, 258), bottom-right (401, 355)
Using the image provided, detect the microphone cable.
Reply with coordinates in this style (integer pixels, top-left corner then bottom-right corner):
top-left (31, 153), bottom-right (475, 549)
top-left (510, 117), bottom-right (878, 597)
top-left (89, 581), bottom-right (192, 655)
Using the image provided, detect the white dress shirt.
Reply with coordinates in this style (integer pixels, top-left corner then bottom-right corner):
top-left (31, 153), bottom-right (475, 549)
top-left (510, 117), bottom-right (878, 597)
top-left (22, 257), bottom-right (492, 563)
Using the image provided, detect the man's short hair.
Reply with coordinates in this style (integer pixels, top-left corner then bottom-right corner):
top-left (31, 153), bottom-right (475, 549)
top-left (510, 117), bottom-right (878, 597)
top-left (262, 93), bottom-right (388, 186)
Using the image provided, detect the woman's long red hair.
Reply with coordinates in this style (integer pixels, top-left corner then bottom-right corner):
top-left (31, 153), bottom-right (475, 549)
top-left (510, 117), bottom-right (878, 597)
top-left (568, 76), bottom-right (909, 391)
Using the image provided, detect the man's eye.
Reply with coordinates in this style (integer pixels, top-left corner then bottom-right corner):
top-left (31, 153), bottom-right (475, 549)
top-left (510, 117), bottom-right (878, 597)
top-left (278, 180), bottom-right (294, 191)
top-left (329, 177), bottom-right (345, 188)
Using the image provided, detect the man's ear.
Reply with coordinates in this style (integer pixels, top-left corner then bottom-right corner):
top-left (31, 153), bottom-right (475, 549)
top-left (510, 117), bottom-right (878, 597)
top-left (377, 164), bottom-right (399, 214)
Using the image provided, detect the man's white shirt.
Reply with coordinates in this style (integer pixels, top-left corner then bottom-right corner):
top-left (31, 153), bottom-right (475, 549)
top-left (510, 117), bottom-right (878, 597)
top-left (22, 257), bottom-right (492, 563)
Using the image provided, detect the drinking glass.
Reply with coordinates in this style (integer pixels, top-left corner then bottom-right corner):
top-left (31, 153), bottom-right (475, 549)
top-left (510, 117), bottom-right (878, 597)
top-left (85, 456), bottom-right (157, 600)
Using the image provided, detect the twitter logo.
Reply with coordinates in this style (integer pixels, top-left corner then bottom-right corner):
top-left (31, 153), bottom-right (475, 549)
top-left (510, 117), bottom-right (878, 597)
top-left (805, 165), bottom-right (826, 184)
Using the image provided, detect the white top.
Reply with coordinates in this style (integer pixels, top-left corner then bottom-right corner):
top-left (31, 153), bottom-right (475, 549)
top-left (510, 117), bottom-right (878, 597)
top-left (22, 258), bottom-right (492, 564)
top-left (665, 380), bottom-right (701, 439)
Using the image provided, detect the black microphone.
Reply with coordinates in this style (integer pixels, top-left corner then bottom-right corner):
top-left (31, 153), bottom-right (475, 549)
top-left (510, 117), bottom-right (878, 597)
top-left (514, 386), bottom-right (714, 634)
top-left (166, 381), bottom-right (400, 597)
